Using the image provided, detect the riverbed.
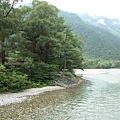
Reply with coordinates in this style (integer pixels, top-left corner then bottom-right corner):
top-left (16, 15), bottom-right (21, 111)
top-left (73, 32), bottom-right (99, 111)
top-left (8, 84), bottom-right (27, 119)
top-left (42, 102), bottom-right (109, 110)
top-left (0, 69), bottom-right (120, 120)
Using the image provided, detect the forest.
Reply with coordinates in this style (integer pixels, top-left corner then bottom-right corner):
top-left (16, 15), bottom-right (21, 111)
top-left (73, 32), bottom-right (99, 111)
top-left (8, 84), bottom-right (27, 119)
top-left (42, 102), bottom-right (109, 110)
top-left (0, 0), bottom-right (83, 92)
top-left (59, 11), bottom-right (120, 60)
top-left (59, 11), bottom-right (120, 68)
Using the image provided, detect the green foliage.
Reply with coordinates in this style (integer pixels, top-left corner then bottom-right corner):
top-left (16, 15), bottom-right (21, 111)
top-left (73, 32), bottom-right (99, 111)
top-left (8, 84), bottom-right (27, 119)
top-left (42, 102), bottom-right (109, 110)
top-left (64, 72), bottom-right (74, 78)
top-left (59, 11), bottom-right (120, 60)
top-left (17, 1), bottom-right (83, 78)
top-left (0, 0), bottom-right (83, 93)
top-left (23, 62), bottom-right (58, 84)
top-left (83, 59), bottom-right (120, 69)
top-left (0, 1), bottom-right (21, 65)
top-left (0, 65), bottom-right (33, 93)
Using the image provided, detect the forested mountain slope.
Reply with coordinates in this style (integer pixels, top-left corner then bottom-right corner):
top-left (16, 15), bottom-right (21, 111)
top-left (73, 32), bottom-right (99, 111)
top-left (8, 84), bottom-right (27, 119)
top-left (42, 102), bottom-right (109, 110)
top-left (59, 11), bottom-right (120, 60)
top-left (79, 13), bottom-right (120, 37)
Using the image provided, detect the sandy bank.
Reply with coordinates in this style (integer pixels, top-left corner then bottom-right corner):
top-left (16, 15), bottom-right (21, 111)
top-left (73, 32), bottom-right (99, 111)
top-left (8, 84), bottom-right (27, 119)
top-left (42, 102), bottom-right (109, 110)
top-left (75, 69), bottom-right (108, 75)
top-left (0, 86), bottom-right (64, 107)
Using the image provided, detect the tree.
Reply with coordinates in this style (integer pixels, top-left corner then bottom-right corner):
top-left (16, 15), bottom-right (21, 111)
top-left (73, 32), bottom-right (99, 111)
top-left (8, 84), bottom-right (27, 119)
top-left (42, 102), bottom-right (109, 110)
top-left (0, 0), bottom-right (84, 91)
top-left (0, 2), bottom-right (14, 65)
top-left (0, 0), bottom-right (23, 65)
top-left (16, 0), bottom-right (83, 82)
top-left (0, 0), bottom-right (24, 16)
top-left (19, 1), bottom-right (65, 63)
top-left (60, 27), bottom-right (83, 75)
top-left (15, 1), bottom-right (65, 82)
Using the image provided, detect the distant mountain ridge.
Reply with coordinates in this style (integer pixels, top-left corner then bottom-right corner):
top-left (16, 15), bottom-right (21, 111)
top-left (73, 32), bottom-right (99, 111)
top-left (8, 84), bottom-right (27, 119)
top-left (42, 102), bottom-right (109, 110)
top-left (78, 13), bottom-right (120, 37)
top-left (59, 11), bottom-right (120, 60)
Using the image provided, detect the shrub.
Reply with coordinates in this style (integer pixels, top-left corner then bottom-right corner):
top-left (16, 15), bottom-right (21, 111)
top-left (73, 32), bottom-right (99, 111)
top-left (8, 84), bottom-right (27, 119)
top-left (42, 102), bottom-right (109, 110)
top-left (0, 65), bottom-right (32, 93)
top-left (24, 62), bottom-right (58, 85)
top-left (64, 71), bottom-right (74, 78)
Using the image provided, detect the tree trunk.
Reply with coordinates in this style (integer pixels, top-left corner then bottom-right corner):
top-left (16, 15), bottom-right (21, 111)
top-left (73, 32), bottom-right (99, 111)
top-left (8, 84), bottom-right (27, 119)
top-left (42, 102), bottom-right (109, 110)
top-left (1, 47), bottom-right (5, 65)
top-left (62, 44), bottom-right (66, 77)
top-left (1, 38), bottom-right (6, 65)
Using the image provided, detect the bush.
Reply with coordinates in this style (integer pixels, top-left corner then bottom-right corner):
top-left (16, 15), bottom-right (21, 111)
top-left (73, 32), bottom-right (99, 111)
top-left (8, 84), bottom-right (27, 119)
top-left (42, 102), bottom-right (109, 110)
top-left (64, 72), bottom-right (74, 78)
top-left (23, 62), bottom-right (58, 85)
top-left (0, 65), bottom-right (32, 93)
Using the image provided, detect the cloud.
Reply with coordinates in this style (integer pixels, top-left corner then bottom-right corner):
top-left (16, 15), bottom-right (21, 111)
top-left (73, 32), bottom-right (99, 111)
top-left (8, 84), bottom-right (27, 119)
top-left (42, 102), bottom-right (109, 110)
top-left (98, 19), bottom-right (106, 25)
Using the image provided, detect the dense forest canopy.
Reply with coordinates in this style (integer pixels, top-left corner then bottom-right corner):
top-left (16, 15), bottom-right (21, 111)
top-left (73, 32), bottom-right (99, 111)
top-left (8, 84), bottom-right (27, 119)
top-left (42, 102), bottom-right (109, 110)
top-left (0, 0), bottom-right (83, 92)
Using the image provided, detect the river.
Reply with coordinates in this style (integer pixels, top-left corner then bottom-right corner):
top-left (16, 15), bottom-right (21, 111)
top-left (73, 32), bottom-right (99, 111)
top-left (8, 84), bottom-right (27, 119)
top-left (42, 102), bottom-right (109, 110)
top-left (1, 69), bottom-right (120, 120)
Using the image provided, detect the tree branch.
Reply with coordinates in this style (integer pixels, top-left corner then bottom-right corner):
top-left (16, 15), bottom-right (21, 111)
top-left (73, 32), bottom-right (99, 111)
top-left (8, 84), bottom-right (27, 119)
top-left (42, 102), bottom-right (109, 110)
top-left (5, 0), bottom-right (16, 17)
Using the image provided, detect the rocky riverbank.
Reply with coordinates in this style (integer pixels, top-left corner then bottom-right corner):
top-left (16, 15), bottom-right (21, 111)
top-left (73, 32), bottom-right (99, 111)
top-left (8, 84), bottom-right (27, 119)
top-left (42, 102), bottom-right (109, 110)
top-left (0, 75), bottom-right (88, 120)
top-left (54, 77), bottom-right (88, 88)
top-left (0, 86), bottom-right (65, 107)
top-left (0, 76), bottom-right (86, 107)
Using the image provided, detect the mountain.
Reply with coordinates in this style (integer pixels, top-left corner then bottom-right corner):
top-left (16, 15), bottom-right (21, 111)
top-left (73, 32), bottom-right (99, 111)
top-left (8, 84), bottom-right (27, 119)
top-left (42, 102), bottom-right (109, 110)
top-left (79, 13), bottom-right (120, 37)
top-left (58, 11), bottom-right (120, 60)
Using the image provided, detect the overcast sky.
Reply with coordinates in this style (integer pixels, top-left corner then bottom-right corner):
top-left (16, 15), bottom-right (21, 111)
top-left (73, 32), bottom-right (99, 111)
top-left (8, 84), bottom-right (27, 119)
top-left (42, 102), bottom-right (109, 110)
top-left (21, 0), bottom-right (120, 19)
top-left (45, 0), bottom-right (120, 19)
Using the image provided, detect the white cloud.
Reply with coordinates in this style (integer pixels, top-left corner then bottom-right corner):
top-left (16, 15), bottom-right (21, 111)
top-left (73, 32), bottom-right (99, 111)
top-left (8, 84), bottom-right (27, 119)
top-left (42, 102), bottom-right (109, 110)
top-left (98, 19), bottom-right (106, 25)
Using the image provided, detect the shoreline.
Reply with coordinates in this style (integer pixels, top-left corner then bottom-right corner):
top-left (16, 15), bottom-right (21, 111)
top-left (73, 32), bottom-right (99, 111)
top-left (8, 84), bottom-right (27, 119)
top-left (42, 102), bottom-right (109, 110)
top-left (0, 79), bottom-right (86, 107)
top-left (0, 86), bottom-right (65, 107)
top-left (0, 68), bottom-right (106, 107)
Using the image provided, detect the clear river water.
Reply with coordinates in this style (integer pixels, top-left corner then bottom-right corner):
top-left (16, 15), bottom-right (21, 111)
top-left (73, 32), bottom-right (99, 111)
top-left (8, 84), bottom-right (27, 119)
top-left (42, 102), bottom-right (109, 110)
top-left (1, 69), bottom-right (120, 120)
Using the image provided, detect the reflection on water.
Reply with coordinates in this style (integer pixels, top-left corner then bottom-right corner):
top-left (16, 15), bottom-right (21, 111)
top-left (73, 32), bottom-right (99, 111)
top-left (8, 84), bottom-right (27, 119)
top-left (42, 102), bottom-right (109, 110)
top-left (1, 69), bottom-right (120, 120)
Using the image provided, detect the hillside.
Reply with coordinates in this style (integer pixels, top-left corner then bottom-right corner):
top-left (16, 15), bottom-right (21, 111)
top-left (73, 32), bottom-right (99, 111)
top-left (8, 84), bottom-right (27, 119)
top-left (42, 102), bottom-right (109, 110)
top-left (59, 11), bottom-right (120, 60)
top-left (79, 13), bottom-right (120, 37)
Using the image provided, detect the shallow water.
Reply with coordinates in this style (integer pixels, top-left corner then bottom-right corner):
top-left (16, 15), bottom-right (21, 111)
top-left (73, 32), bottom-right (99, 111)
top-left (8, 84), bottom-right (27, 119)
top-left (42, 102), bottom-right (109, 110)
top-left (1, 69), bottom-right (120, 120)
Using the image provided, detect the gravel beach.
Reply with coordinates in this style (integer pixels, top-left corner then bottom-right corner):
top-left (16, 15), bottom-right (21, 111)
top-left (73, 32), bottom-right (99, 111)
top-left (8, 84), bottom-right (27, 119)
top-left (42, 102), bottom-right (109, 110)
top-left (0, 86), bottom-right (64, 107)
top-left (0, 69), bottom-right (89, 107)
